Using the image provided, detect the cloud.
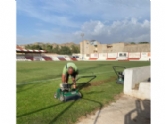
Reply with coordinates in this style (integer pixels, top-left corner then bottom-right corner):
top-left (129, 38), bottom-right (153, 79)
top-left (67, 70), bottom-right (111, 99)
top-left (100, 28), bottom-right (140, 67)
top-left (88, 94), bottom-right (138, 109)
top-left (17, 0), bottom-right (81, 28)
top-left (75, 18), bottom-right (150, 43)
top-left (16, 0), bottom-right (150, 44)
top-left (17, 18), bottom-right (150, 44)
top-left (17, 0), bottom-right (150, 28)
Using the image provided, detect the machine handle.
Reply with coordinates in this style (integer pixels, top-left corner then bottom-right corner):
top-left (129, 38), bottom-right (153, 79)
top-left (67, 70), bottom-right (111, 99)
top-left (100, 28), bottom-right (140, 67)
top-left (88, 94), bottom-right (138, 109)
top-left (112, 66), bottom-right (126, 77)
top-left (76, 75), bottom-right (96, 84)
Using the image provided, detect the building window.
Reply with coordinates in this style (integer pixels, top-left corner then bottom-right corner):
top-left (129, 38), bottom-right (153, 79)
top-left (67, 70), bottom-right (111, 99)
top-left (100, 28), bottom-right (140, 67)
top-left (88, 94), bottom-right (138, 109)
top-left (119, 53), bottom-right (127, 57)
top-left (119, 53), bottom-right (122, 56)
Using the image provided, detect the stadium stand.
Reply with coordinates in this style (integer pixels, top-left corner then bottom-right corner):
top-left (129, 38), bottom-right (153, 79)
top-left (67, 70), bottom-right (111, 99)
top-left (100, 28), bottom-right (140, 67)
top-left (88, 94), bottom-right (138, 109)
top-left (16, 56), bottom-right (26, 61)
top-left (70, 57), bottom-right (78, 61)
top-left (16, 45), bottom-right (46, 61)
top-left (16, 45), bottom-right (150, 61)
top-left (25, 56), bottom-right (33, 61)
top-left (42, 56), bottom-right (53, 61)
top-left (57, 56), bottom-right (66, 61)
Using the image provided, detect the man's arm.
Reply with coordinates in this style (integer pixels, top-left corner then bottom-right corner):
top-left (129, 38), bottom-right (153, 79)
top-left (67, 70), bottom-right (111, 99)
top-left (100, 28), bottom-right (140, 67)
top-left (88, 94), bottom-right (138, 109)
top-left (72, 77), bottom-right (76, 84)
top-left (72, 76), bottom-right (76, 89)
top-left (62, 66), bottom-right (68, 83)
top-left (72, 72), bottom-right (78, 89)
top-left (62, 74), bottom-right (66, 83)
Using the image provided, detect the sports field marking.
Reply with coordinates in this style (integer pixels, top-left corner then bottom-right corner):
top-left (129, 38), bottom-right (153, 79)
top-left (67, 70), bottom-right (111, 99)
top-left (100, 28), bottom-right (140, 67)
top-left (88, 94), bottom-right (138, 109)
top-left (17, 70), bottom-right (115, 86)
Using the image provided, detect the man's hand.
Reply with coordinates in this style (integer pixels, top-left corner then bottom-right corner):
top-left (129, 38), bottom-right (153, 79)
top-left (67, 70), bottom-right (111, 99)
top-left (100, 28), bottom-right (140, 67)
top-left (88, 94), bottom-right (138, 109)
top-left (72, 78), bottom-right (76, 89)
top-left (73, 83), bottom-right (76, 89)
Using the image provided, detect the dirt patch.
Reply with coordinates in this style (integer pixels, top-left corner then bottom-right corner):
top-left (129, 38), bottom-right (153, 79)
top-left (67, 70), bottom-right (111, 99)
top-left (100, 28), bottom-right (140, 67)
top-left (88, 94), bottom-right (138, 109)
top-left (113, 92), bottom-right (124, 100)
top-left (91, 76), bottom-right (116, 86)
top-left (80, 76), bottom-right (117, 91)
top-left (134, 83), bottom-right (140, 90)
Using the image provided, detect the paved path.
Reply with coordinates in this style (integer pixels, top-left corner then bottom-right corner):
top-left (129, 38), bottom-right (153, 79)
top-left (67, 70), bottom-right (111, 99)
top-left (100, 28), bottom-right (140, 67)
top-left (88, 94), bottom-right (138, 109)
top-left (76, 95), bottom-right (150, 124)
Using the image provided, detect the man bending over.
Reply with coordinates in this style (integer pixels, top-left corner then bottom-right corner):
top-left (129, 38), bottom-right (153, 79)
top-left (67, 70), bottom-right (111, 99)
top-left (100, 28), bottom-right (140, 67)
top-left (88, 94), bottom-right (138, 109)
top-left (61, 62), bottom-right (79, 89)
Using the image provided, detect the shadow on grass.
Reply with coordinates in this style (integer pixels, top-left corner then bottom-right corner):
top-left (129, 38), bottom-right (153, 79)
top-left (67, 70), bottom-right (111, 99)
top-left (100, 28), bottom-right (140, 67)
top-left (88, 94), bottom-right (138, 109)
top-left (17, 74), bottom-right (107, 124)
top-left (76, 75), bottom-right (97, 91)
top-left (17, 74), bottom-right (61, 93)
top-left (48, 97), bottom-right (103, 124)
top-left (17, 83), bottom-right (40, 93)
top-left (16, 63), bottom-right (107, 93)
top-left (48, 100), bottom-right (77, 124)
top-left (85, 91), bottom-right (104, 94)
top-left (82, 98), bottom-right (103, 124)
top-left (17, 102), bottom-right (64, 118)
top-left (17, 75), bottom-right (97, 119)
top-left (79, 63), bottom-right (111, 74)
top-left (17, 96), bottom-right (104, 124)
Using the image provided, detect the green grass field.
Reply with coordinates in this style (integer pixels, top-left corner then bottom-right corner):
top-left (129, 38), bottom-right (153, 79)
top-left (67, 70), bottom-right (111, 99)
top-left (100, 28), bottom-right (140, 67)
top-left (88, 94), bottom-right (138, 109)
top-left (17, 61), bottom-right (150, 124)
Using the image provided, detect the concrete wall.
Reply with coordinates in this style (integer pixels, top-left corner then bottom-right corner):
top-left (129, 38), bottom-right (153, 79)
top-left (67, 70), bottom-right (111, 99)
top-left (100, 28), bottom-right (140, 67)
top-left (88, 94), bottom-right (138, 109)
top-left (138, 82), bottom-right (151, 99)
top-left (124, 66), bottom-right (150, 100)
top-left (80, 40), bottom-right (150, 54)
top-left (98, 44), bottom-right (108, 53)
top-left (80, 40), bottom-right (99, 54)
top-left (124, 44), bottom-right (150, 52)
top-left (111, 43), bottom-right (125, 52)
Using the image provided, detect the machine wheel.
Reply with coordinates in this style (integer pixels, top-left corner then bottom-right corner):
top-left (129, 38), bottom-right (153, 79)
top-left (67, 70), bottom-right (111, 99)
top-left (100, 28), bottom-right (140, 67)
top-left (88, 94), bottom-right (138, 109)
top-left (54, 93), bottom-right (57, 99)
top-left (60, 95), bottom-right (65, 101)
top-left (78, 92), bottom-right (82, 98)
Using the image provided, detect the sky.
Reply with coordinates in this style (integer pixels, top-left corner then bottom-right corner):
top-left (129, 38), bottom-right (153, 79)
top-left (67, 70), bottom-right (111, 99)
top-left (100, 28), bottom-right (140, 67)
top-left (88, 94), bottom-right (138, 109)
top-left (17, 0), bottom-right (150, 45)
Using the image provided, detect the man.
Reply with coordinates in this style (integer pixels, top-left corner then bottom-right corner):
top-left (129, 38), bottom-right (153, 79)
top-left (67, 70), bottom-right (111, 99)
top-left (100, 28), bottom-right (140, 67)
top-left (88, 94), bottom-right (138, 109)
top-left (61, 62), bottom-right (79, 89)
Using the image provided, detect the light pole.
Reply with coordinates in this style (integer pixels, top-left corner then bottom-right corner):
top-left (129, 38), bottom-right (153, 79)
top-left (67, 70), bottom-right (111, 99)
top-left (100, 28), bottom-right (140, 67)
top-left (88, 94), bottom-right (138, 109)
top-left (81, 33), bottom-right (84, 60)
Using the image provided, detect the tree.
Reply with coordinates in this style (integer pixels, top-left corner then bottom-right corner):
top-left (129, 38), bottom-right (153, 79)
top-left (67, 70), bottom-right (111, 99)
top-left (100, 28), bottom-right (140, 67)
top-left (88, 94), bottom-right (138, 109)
top-left (60, 46), bottom-right (71, 55)
top-left (25, 44), bottom-right (42, 50)
top-left (25, 45), bottom-right (31, 49)
top-left (138, 42), bottom-right (149, 44)
top-left (71, 45), bottom-right (80, 53)
top-left (130, 42), bottom-right (136, 44)
top-left (46, 44), bottom-right (53, 52)
top-left (33, 45), bottom-right (42, 50)
top-left (24, 43), bottom-right (80, 54)
top-left (53, 45), bottom-right (60, 54)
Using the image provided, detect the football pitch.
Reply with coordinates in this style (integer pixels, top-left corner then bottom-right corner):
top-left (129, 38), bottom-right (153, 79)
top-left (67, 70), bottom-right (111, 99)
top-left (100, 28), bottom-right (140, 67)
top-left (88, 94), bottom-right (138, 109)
top-left (17, 61), bottom-right (150, 124)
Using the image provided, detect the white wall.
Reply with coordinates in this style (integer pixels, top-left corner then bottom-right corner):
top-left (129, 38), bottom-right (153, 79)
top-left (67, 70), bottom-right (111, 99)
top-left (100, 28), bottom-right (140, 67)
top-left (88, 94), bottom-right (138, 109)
top-left (90, 53), bottom-right (99, 58)
top-left (98, 53), bottom-right (107, 60)
top-left (129, 52), bottom-right (140, 58)
top-left (117, 52), bottom-right (128, 60)
top-left (140, 52), bottom-right (150, 61)
top-left (124, 66), bottom-right (150, 100)
top-left (107, 53), bottom-right (117, 58)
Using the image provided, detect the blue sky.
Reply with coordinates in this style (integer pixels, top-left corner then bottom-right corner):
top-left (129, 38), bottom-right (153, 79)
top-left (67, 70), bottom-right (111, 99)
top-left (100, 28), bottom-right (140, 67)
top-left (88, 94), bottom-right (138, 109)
top-left (17, 0), bottom-right (150, 45)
